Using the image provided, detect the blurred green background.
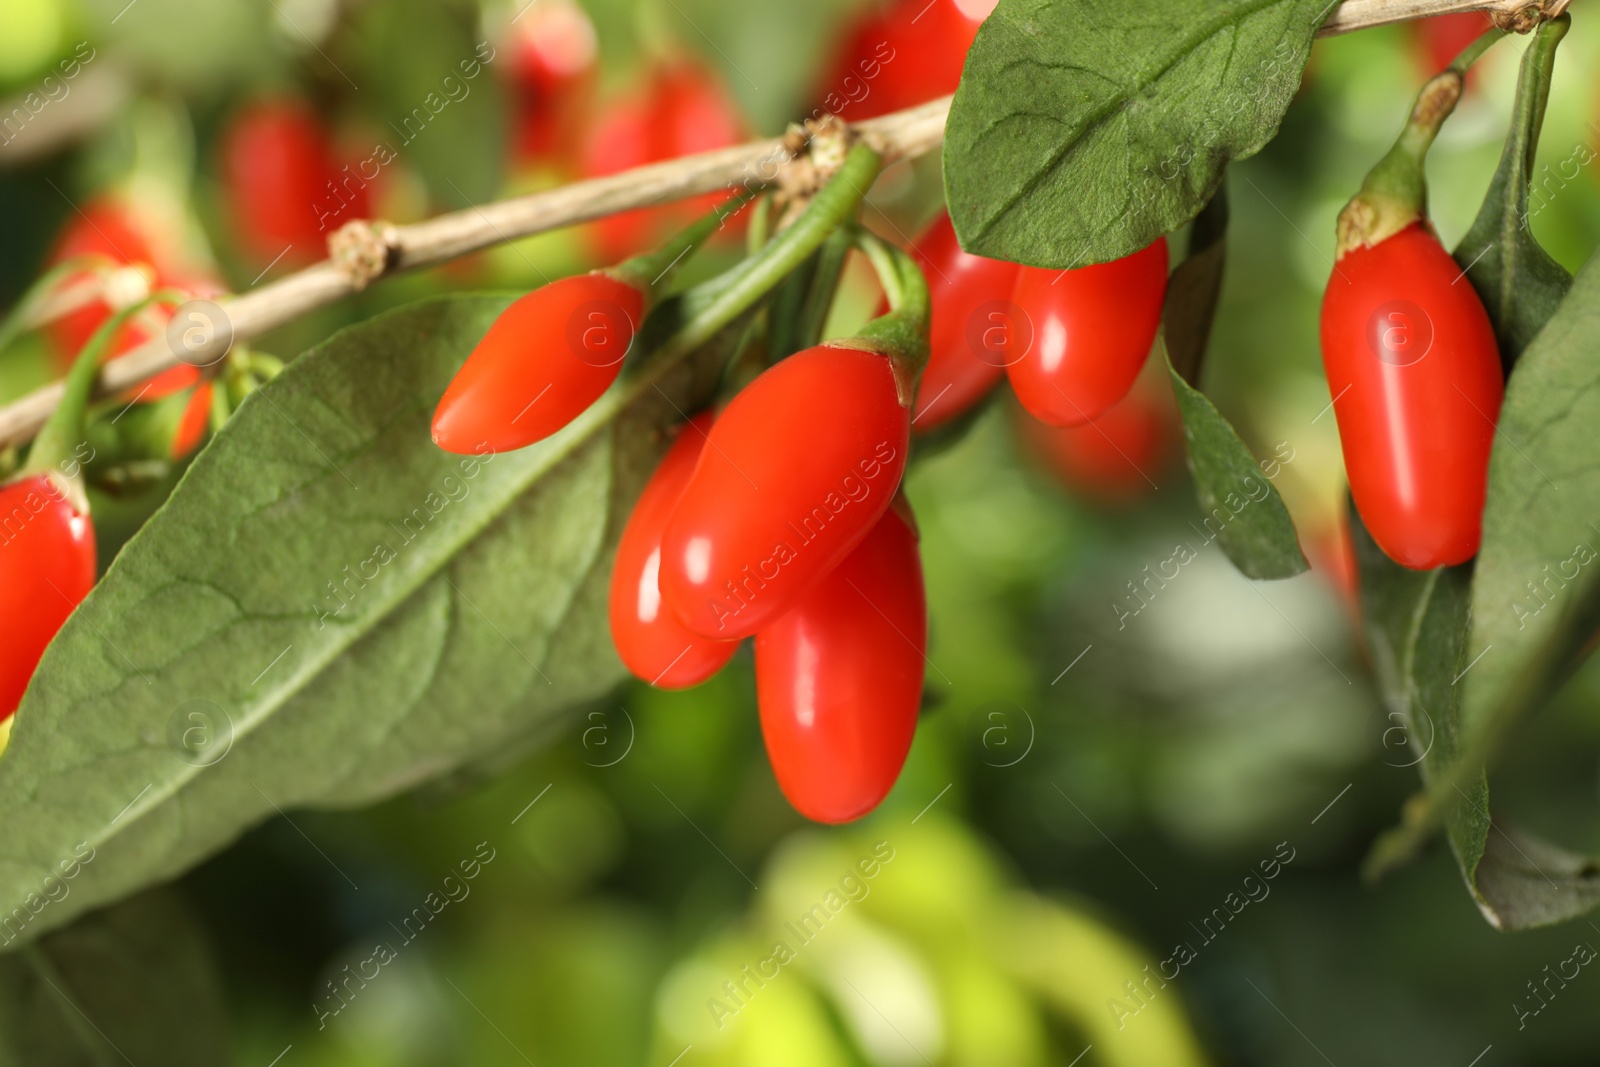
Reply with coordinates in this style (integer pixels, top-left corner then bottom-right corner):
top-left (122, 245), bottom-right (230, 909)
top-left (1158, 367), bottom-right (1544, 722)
top-left (4, 0), bottom-right (1600, 1063)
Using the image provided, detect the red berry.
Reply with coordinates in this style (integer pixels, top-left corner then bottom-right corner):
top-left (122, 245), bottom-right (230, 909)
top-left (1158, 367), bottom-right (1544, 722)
top-left (581, 60), bottom-right (744, 261)
top-left (42, 198), bottom-right (211, 400)
top-left (659, 344), bottom-right (910, 640)
top-left (220, 99), bottom-right (365, 266)
top-left (432, 272), bottom-right (645, 454)
top-left (1320, 222), bottom-right (1502, 569)
top-left (0, 476), bottom-right (96, 719)
top-left (903, 211), bottom-right (1018, 432)
top-left (819, 0), bottom-right (992, 121)
top-left (1006, 237), bottom-right (1169, 427)
top-left (1016, 358), bottom-right (1176, 504)
top-left (755, 499), bottom-right (926, 823)
top-left (609, 413), bottom-right (739, 688)
top-left (171, 381), bottom-right (213, 460)
top-left (506, 0), bottom-right (597, 165)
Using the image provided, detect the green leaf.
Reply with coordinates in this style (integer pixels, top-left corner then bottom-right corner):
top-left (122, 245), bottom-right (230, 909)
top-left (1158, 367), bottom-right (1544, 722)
top-left (1162, 183), bottom-right (1228, 387)
top-left (0, 294), bottom-right (725, 947)
top-left (1164, 349), bottom-right (1306, 581)
top-left (944, 0), bottom-right (1324, 268)
top-left (1452, 249), bottom-right (1600, 926)
top-left (0, 888), bottom-right (227, 1066)
top-left (1453, 16), bottom-right (1572, 374)
top-left (1348, 512), bottom-right (1488, 892)
top-left (347, 0), bottom-right (507, 209)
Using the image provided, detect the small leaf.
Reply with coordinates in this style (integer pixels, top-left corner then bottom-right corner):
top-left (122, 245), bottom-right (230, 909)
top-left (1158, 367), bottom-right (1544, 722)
top-left (944, 0), bottom-right (1324, 268)
top-left (0, 888), bottom-right (227, 1066)
top-left (1164, 350), bottom-right (1306, 581)
top-left (1453, 16), bottom-right (1572, 374)
top-left (1162, 182), bottom-right (1228, 387)
top-left (0, 294), bottom-right (726, 946)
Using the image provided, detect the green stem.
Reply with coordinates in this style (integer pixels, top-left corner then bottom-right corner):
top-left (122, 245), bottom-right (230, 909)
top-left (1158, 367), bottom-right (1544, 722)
top-left (26, 290), bottom-right (182, 500)
top-left (647, 144), bottom-right (884, 366)
top-left (1336, 29), bottom-right (1504, 258)
top-left (746, 193), bottom-right (772, 256)
top-left (522, 147), bottom-right (886, 479)
top-left (1502, 15), bottom-right (1568, 226)
top-left (766, 254), bottom-right (816, 361)
top-left (852, 228), bottom-right (931, 406)
top-left (795, 224), bottom-right (854, 351)
top-left (0, 257), bottom-right (111, 355)
top-left (609, 188), bottom-right (757, 302)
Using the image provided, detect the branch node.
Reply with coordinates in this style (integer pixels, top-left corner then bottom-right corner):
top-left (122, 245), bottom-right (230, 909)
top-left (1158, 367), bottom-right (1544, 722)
top-left (775, 115), bottom-right (857, 228)
top-left (329, 220), bottom-right (399, 290)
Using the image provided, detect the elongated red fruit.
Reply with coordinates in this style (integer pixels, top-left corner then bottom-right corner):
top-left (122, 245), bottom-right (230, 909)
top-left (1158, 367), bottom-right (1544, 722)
top-left (432, 272), bottom-right (644, 453)
top-left (1006, 237), bottom-right (1168, 427)
top-left (756, 499), bottom-right (926, 824)
top-left (0, 476), bottom-right (96, 718)
top-left (609, 413), bottom-right (739, 688)
top-left (220, 98), bottom-right (365, 266)
top-left (1320, 222), bottom-right (1501, 569)
top-left (659, 344), bottom-right (910, 640)
top-left (904, 211), bottom-right (1018, 431)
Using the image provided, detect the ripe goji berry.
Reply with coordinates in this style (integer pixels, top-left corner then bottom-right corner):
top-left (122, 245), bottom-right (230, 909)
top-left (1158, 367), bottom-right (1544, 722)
top-left (659, 343), bottom-right (909, 640)
top-left (0, 475), bottom-right (96, 719)
top-left (755, 498), bottom-right (925, 823)
top-left (1320, 222), bottom-right (1502, 569)
top-left (1006, 238), bottom-right (1168, 427)
top-left (431, 272), bottom-right (645, 453)
top-left (902, 210), bottom-right (1018, 432)
top-left (609, 413), bottom-right (739, 688)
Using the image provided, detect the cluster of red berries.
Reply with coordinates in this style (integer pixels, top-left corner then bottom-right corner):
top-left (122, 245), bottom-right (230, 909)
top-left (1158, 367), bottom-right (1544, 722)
top-left (430, 186), bottom-right (1175, 822)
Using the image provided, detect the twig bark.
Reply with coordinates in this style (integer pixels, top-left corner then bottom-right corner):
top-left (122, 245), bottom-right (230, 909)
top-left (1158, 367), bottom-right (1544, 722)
top-left (0, 0), bottom-right (1561, 449)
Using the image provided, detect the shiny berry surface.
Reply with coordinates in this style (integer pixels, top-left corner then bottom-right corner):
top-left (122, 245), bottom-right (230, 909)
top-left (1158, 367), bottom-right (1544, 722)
top-left (609, 413), bottom-right (739, 689)
top-left (1320, 222), bottom-right (1502, 569)
top-left (1006, 237), bottom-right (1169, 427)
top-left (432, 273), bottom-right (645, 454)
top-left (756, 500), bottom-right (926, 824)
top-left (659, 344), bottom-right (909, 640)
top-left (0, 476), bottom-right (96, 719)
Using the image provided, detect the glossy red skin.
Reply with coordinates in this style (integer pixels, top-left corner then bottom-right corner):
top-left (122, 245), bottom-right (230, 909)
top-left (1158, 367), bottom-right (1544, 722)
top-left (221, 99), bottom-right (365, 266)
top-left (660, 344), bottom-right (910, 640)
top-left (582, 61), bottom-right (744, 260)
top-left (902, 211), bottom-right (1018, 431)
top-left (609, 413), bottom-right (739, 688)
top-left (1007, 237), bottom-right (1168, 427)
top-left (1016, 358), bottom-right (1176, 505)
top-left (1320, 223), bottom-right (1503, 570)
top-left (432, 273), bottom-right (644, 454)
top-left (819, 0), bottom-right (989, 121)
top-left (0, 477), bottom-right (96, 719)
top-left (756, 501), bottom-right (925, 824)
